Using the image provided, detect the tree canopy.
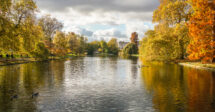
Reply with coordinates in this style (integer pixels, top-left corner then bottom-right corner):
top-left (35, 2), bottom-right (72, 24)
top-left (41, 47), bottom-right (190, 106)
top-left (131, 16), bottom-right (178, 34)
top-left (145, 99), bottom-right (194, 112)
top-left (187, 0), bottom-right (215, 63)
top-left (139, 0), bottom-right (191, 61)
top-left (122, 43), bottom-right (138, 55)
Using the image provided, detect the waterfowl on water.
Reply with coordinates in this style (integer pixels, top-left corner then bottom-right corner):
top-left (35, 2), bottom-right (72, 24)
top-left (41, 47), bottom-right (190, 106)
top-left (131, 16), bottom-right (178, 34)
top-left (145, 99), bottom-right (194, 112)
top-left (10, 95), bottom-right (18, 101)
top-left (138, 65), bottom-right (149, 68)
top-left (32, 92), bottom-right (39, 98)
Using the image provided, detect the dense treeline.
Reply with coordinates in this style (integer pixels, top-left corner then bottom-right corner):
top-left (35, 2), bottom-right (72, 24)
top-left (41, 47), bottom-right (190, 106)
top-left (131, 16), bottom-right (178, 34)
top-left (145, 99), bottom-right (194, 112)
top-left (139, 0), bottom-right (215, 63)
top-left (87, 38), bottom-right (119, 55)
top-left (139, 0), bottom-right (191, 61)
top-left (0, 0), bottom-right (89, 58)
top-left (0, 0), bottom-right (120, 59)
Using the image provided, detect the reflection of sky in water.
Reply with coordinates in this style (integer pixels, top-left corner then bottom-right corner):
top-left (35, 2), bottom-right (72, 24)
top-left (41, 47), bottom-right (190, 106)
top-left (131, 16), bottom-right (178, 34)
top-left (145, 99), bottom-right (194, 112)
top-left (55, 57), bottom-right (154, 112)
top-left (0, 57), bottom-right (214, 112)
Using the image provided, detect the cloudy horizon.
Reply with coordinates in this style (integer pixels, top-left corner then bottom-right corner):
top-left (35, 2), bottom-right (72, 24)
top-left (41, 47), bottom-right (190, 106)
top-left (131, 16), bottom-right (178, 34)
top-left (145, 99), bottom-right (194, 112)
top-left (35, 0), bottom-right (159, 41)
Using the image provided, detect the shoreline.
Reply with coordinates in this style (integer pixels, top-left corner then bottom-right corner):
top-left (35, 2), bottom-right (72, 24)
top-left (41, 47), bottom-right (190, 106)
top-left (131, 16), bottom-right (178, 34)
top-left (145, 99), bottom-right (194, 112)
top-left (0, 54), bottom-right (116, 66)
top-left (2, 56), bottom-right (215, 71)
top-left (179, 62), bottom-right (215, 71)
top-left (0, 57), bottom-right (68, 66)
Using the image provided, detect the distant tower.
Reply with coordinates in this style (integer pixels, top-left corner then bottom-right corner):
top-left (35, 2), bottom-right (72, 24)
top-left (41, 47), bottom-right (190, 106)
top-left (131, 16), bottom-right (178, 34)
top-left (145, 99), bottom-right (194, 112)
top-left (130, 32), bottom-right (138, 46)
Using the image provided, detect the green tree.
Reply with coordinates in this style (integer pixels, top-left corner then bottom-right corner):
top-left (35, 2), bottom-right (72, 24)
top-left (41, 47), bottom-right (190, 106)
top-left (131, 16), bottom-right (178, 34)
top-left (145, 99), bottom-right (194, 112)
top-left (32, 42), bottom-right (49, 59)
top-left (86, 41), bottom-right (100, 55)
top-left (107, 38), bottom-right (119, 55)
top-left (99, 40), bottom-right (108, 53)
top-left (122, 43), bottom-right (138, 55)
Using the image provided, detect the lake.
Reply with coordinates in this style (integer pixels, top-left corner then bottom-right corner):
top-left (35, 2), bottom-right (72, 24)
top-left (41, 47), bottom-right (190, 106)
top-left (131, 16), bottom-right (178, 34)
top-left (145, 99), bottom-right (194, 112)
top-left (0, 57), bottom-right (214, 112)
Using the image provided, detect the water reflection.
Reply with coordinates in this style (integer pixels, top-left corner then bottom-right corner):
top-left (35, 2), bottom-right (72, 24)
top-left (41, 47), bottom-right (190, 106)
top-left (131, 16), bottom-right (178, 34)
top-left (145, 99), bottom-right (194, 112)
top-left (0, 57), bottom-right (214, 112)
top-left (0, 60), bottom-right (66, 112)
top-left (187, 69), bottom-right (215, 112)
top-left (140, 58), bottom-right (215, 112)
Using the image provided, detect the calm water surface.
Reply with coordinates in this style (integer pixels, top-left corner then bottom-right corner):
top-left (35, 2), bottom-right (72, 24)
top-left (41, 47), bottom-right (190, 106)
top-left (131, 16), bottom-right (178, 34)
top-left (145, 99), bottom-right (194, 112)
top-left (0, 57), bottom-right (214, 112)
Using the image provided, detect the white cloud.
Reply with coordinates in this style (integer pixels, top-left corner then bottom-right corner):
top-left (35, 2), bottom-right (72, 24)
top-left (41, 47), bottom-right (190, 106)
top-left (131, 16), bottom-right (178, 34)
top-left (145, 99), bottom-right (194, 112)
top-left (126, 21), bottom-right (153, 40)
top-left (36, 0), bottom-right (159, 13)
top-left (36, 0), bottom-right (158, 41)
top-left (66, 26), bottom-right (93, 37)
top-left (92, 28), bottom-right (126, 41)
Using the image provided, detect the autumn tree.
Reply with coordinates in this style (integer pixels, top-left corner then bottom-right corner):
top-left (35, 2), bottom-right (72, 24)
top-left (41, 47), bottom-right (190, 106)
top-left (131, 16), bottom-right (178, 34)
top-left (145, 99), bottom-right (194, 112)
top-left (38, 15), bottom-right (63, 54)
top-left (74, 35), bottom-right (87, 55)
top-left (187, 0), bottom-right (215, 63)
top-left (153, 0), bottom-right (191, 25)
top-left (66, 32), bottom-right (77, 53)
top-left (12, 0), bottom-right (43, 55)
top-left (139, 0), bottom-right (191, 61)
top-left (0, 0), bottom-right (84, 58)
top-left (0, 0), bottom-right (12, 13)
top-left (53, 31), bottom-right (68, 56)
top-left (130, 32), bottom-right (139, 46)
top-left (0, 0), bottom-right (44, 56)
top-left (38, 15), bottom-right (63, 40)
top-left (0, 0), bottom-right (13, 54)
top-left (66, 32), bottom-right (87, 55)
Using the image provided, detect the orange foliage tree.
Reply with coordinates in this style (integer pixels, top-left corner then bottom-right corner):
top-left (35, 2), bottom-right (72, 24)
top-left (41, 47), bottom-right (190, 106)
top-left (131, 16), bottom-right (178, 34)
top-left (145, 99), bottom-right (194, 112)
top-left (130, 32), bottom-right (139, 46)
top-left (187, 0), bottom-right (215, 63)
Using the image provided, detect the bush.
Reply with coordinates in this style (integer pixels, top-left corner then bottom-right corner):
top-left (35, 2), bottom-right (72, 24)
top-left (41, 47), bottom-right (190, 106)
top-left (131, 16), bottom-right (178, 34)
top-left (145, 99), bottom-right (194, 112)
top-left (32, 42), bottom-right (49, 59)
top-left (122, 43), bottom-right (138, 55)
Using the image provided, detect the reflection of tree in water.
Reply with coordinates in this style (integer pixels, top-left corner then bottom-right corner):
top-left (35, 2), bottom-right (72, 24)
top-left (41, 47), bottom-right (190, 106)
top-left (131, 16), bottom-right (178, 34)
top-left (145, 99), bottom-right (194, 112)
top-left (140, 58), bottom-right (215, 112)
top-left (108, 57), bottom-right (118, 76)
top-left (140, 60), bottom-right (188, 112)
top-left (187, 69), bottom-right (215, 112)
top-left (131, 58), bottom-right (138, 82)
top-left (0, 65), bottom-right (21, 112)
top-left (0, 60), bottom-right (66, 112)
top-left (69, 57), bottom-right (86, 76)
top-left (50, 60), bottom-right (66, 85)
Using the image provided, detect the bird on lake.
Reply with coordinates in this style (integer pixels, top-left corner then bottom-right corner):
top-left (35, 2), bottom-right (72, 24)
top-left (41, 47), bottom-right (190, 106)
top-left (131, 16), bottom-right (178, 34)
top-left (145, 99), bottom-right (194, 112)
top-left (10, 94), bottom-right (18, 101)
top-left (138, 65), bottom-right (149, 68)
top-left (32, 92), bottom-right (39, 98)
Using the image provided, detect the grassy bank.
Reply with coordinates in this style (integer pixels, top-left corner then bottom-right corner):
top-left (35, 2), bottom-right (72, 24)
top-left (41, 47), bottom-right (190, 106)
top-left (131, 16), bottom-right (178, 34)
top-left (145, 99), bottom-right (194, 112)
top-left (0, 56), bottom-right (74, 66)
top-left (179, 62), bottom-right (215, 71)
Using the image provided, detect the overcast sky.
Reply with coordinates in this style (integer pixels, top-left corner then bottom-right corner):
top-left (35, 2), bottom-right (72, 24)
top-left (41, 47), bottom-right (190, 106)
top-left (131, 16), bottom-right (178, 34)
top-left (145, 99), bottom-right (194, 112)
top-left (35, 0), bottom-right (159, 41)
